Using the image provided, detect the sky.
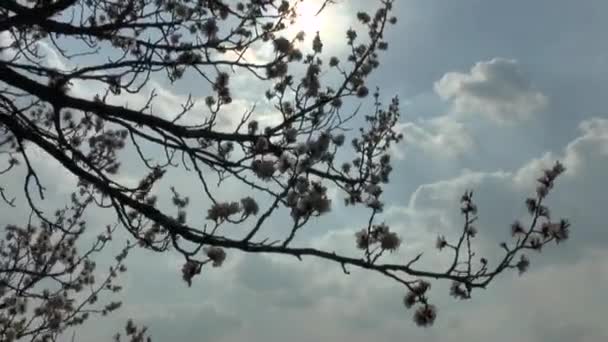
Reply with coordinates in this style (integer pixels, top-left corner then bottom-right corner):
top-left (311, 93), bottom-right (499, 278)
top-left (3, 0), bottom-right (608, 341)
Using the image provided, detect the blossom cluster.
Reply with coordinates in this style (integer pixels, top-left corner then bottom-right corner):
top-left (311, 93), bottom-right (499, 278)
top-left (206, 196), bottom-right (259, 222)
top-left (355, 223), bottom-right (401, 252)
top-left (287, 179), bottom-right (332, 220)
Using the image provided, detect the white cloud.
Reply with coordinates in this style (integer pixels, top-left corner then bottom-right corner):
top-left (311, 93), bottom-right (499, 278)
top-left (434, 58), bottom-right (548, 123)
top-left (387, 116), bottom-right (608, 257)
top-left (514, 117), bottom-right (608, 189)
top-left (4, 6), bottom-right (608, 342)
top-left (33, 40), bottom-right (265, 133)
top-left (393, 58), bottom-right (547, 160)
top-left (214, 116), bottom-right (608, 334)
top-left (406, 169), bottom-right (511, 211)
top-left (436, 248), bottom-right (608, 342)
top-left (395, 116), bottom-right (475, 159)
top-left (0, 31), bottom-right (15, 60)
top-left (51, 114), bottom-right (608, 342)
top-left (77, 112), bottom-right (603, 342)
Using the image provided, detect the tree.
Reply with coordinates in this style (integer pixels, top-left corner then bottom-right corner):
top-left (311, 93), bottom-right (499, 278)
top-left (0, 0), bottom-right (571, 340)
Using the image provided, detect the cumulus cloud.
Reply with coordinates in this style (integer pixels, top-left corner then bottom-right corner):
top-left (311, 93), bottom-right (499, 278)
top-left (0, 31), bottom-right (15, 60)
top-left (434, 58), bottom-right (548, 123)
top-left (5, 4), bottom-right (607, 341)
top-left (226, 116), bottom-right (608, 333)
top-left (513, 117), bottom-right (608, 189)
top-left (392, 58), bottom-right (546, 160)
top-left (287, 115), bottom-right (608, 341)
top-left (436, 248), bottom-right (608, 342)
top-left (7, 42), bottom-right (606, 342)
top-left (390, 117), bottom-right (608, 258)
top-left (66, 111), bottom-right (608, 342)
top-left (395, 116), bottom-right (475, 159)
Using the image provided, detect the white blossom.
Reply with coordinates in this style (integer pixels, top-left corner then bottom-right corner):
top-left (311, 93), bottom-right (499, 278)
top-left (254, 137), bottom-right (269, 152)
top-left (207, 202), bottom-right (240, 221)
top-left (516, 254), bottom-right (530, 275)
top-left (332, 133), bottom-right (345, 146)
top-left (240, 197), bottom-right (259, 216)
top-left (284, 128), bottom-right (298, 143)
top-left (413, 305), bottom-right (437, 327)
top-left (204, 247), bottom-right (226, 267)
top-left (380, 231), bottom-right (401, 251)
top-left (252, 159), bottom-right (276, 180)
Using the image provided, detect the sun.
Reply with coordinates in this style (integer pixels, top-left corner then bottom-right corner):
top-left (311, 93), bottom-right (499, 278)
top-left (290, 1), bottom-right (325, 37)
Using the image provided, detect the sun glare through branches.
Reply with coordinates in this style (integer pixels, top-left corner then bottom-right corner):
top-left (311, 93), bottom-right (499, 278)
top-left (294, 1), bottom-right (324, 33)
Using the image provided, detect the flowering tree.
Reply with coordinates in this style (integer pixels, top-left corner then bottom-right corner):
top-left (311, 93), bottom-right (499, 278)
top-left (0, 0), bottom-right (571, 340)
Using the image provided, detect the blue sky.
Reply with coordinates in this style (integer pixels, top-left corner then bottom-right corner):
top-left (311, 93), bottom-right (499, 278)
top-left (2, 0), bottom-right (608, 341)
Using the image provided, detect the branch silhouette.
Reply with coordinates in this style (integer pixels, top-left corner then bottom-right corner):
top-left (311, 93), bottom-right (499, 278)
top-left (0, 0), bottom-right (570, 340)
